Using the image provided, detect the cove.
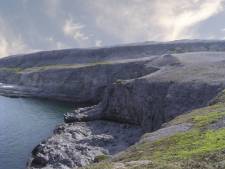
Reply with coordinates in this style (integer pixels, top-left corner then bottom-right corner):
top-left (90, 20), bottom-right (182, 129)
top-left (0, 96), bottom-right (73, 169)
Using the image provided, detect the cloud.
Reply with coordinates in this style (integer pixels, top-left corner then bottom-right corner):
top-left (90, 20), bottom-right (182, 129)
top-left (46, 37), bottom-right (70, 50)
top-left (0, 17), bottom-right (32, 57)
top-left (158, 0), bottom-right (225, 40)
top-left (0, 37), bottom-right (27, 57)
top-left (91, 0), bottom-right (225, 42)
top-left (95, 40), bottom-right (103, 47)
top-left (43, 0), bottom-right (62, 17)
top-left (63, 18), bottom-right (89, 41)
top-left (221, 28), bottom-right (225, 39)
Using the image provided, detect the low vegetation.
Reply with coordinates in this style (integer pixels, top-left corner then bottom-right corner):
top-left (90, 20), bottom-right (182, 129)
top-left (0, 67), bottom-right (24, 73)
top-left (94, 155), bottom-right (110, 163)
top-left (0, 61), bottom-right (114, 73)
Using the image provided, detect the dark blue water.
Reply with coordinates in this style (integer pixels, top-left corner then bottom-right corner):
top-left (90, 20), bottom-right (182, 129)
top-left (0, 96), bottom-right (73, 169)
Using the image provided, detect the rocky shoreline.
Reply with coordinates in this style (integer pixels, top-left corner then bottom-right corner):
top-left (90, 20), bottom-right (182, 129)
top-left (26, 104), bottom-right (145, 169)
top-left (27, 120), bottom-right (143, 169)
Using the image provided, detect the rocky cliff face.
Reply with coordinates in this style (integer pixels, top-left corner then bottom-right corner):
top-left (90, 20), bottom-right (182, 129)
top-left (1, 40), bottom-right (225, 169)
top-left (0, 59), bottom-right (158, 103)
top-left (1, 40), bottom-right (225, 103)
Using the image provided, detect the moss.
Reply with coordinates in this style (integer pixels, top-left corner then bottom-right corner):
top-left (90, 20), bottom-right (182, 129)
top-left (124, 161), bottom-right (180, 169)
top-left (20, 62), bottom-right (114, 73)
top-left (193, 111), bottom-right (225, 127)
top-left (115, 79), bottom-right (124, 85)
top-left (169, 48), bottom-right (185, 54)
top-left (210, 90), bottom-right (225, 105)
top-left (94, 155), bottom-right (110, 163)
top-left (23, 64), bottom-right (85, 72)
top-left (166, 104), bottom-right (225, 127)
top-left (0, 67), bottom-right (24, 73)
top-left (90, 61), bottom-right (111, 65)
top-left (0, 61), bottom-right (120, 74)
top-left (80, 162), bottom-right (113, 169)
top-left (152, 128), bottom-right (225, 160)
top-left (0, 61), bottom-right (113, 74)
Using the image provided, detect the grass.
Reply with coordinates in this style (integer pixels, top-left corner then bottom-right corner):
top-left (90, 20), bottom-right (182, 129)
top-left (0, 67), bottom-right (24, 73)
top-left (0, 61), bottom-right (114, 73)
top-left (166, 103), bottom-right (225, 127)
top-left (93, 155), bottom-right (110, 163)
top-left (193, 111), bottom-right (225, 127)
top-left (152, 128), bottom-right (225, 160)
top-left (115, 79), bottom-right (125, 85)
top-left (81, 162), bottom-right (113, 169)
top-left (210, 90), bottom-right (225, 105)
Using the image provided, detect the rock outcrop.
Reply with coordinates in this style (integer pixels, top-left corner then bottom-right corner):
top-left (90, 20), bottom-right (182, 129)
top-left (27, 121), bottom-right (143, 169)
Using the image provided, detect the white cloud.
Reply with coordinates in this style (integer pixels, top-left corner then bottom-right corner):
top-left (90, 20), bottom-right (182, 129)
top-left (0, 17), bottom-right (32, 57)
top-left (63, 19), bottom-right (89, 41)
top-left (221, 28), bottom-right (225, 39)
top-left (46, 37), bottom-right (69, 50)
top-left (0, 37), bottom-right (27, 57)
top-left (43, 0), bottom-right (62, 17)
top-left (56, 41), bottom-right (68, 49)
top-left (91, 0), bottom-right (225, 42)
top-left (158, 0), bottom-right (225, 40)
top-left (95, 40), bottom-right (103, 47)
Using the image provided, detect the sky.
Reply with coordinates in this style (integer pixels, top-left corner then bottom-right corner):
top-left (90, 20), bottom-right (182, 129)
top-left (0, 0), bottom-right (225, 57)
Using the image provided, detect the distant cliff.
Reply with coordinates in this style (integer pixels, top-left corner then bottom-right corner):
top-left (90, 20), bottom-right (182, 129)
top-left (0, 40), bottom-right (225, 103)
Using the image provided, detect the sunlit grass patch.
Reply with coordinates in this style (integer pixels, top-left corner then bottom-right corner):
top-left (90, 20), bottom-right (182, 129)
top-left (152, 128), bottom-right (225, 160)
top-left (80, 162), bottom-right (113, 169)
top-left (193, 111), bottom-right (225, 127)
top-left (167, 104), bottom-right (225, 127)
top-left (0, 67), bottom-right (24, 73)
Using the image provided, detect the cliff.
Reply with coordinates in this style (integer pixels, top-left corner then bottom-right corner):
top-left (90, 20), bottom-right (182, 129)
top-left (1, 40), bottom-right (225, 103)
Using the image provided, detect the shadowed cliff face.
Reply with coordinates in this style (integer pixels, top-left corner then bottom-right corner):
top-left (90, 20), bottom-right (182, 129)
top-left (100, 79), bottom-right (222, 131)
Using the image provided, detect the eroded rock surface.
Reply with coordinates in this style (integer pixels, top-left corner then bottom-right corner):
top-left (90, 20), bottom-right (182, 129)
top-left (27, 121), bottom-right (143, 169)
top-left (139, 123), bottom-right (192, 143)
